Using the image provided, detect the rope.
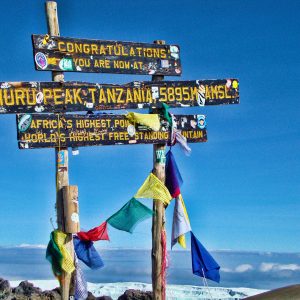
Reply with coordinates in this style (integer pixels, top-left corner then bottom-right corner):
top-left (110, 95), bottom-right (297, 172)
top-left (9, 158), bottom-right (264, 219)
top-left (55, 113), bottom-right (63, 230)
top-left (201, 268), bottom-right (213, 300)
top-left (57, 113), bottom-right (61, 152)
top-left (161, 227), bottom-right (167, 300)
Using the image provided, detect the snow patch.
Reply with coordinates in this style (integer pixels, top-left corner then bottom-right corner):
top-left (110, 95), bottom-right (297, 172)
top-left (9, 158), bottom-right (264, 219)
top-left (10, 280), bottom-right (266, 300)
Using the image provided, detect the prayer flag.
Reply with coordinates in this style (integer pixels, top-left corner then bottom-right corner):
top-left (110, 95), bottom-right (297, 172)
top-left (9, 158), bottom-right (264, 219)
top-left (126, 112), bottom-right (161, 131)
top-left (107, 198), bottom-right (153, 233)
top-left (46, 231), bottom-right (64, 276)
top-left (74, 254), bottom-right (88, 300)
top-left (178, 234), bottom-right (186, 249)
top-left (52, 230), bottom-right (75, 274)
top-left (191, 232), bottom-right (220, 283)
top-left (165, 151), bottom-right (183, 198)
top-left (135, 173), bottom-right (172, 206)
top-left (171, 195), bottom-right (191, 248)
top-left (77, 221), bottom-right (109, 242)
top-left (161, 103), bottom-right (172, 125)
top-left (173, 128), bottom-right (191, 155)
top-left (73, 236), bottom-right (104, 270)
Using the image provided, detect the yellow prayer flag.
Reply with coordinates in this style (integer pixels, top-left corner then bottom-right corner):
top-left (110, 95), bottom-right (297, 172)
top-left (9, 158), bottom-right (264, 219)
top-left (178, 234), bottom-right (187, 249)
top-left (171, 195), bottom-right (191, 249)
top-left (135, 173), bottom-right (172, 206)
top-left (53, 230), bottom-right (75, 274)
top-left (126, 112), bottom-right (161, 131)
top-left (178, 194), bottom-right (190, 224)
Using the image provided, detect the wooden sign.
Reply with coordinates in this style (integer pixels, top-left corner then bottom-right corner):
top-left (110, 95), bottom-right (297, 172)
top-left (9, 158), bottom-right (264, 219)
top-left (0, 79), bottom-right (239, 114)
top-left (32, 35), bottom-right (181, 76)
top-left (16, 113), bottom-right (207, 149)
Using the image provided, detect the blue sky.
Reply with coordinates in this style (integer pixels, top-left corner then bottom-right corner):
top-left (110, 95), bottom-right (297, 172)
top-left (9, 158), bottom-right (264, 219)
top-left (0, 0), bottom-right (299, 252)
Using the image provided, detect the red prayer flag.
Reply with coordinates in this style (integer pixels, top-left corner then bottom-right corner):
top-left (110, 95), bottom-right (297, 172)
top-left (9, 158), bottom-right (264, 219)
top-left (77, 221), bottom-right (110, 242)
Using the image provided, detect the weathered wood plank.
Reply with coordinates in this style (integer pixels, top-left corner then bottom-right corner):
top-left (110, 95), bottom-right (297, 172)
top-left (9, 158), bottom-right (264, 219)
top-left (0, 79), bottom-right (239, 113)
top-left (16, 113), bottom-right (207, 149)
top-left (32, 34), bottom-right (181, 76)
top-left (62, 186), bottom-right (80, 234)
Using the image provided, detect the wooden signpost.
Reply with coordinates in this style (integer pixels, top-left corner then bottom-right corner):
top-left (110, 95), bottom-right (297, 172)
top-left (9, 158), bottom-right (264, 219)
top-left (45, 2), bottom-right (74, 299)
top-left (32, 34), bottom-right (182, 76)
top-left (16, 113), bottom-right (207, 149)
top-left (0, 79), bottom-right (238, 113)
top-left (151, 40), bottom-right (167, 300)
top-left (0, 1), bottom-right (239, 300)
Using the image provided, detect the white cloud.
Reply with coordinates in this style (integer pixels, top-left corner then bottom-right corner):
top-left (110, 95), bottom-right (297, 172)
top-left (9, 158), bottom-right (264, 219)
top-left (221, 267), bottom-right (233, 273)
top-left (235, 264), bottom-right (254, 273)
top-left (17, 244), bottom-right (47, 249)
top-left (221, 264), bottom-right (253, 273)
top-left (259, 262), bottom-right (300, 272)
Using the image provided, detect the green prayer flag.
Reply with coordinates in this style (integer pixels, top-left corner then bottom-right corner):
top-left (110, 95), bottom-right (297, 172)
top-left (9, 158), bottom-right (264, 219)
top-left (46, 231), bottom-right (63, 276)
top-left (162, 103), bottom-right (172, 126)
top-left (107, 198), bottom-right (153, 233)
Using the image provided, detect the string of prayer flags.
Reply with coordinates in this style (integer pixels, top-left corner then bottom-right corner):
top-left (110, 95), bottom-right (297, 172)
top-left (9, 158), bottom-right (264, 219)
top-left (46, 230), bottom-right (75, 275)
top-left (165, 150), bottom-right (183, 198)
top-left (171, 195), bottom-right (191, 249)
top-left (190, 232), bottom-right (220, 283)
top-left (73, 236), bottom-right (104, 270)
top-left (107, 198), bottom-right (153, 233)
top-left (126, 112), bottom-right (161, 131)
top-left (46, 231), bottom-right (64, 276)
top-left (135, 173), bottom-right (172, 206)
top-left (74, 254), bottom-right (88, 300)
top-left (77, 221), bottom-right (109, 242)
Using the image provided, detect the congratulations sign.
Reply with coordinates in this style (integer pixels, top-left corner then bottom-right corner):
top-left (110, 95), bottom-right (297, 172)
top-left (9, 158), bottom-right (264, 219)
top-left (32, 35), bottom-right (181, 76)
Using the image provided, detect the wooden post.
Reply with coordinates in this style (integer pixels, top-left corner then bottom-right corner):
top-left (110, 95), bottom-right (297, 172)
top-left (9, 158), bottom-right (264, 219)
top-left (45, 2), bottom-right (74, 299)
top-left (151, 40), bottom-right (166, 300)
top-left (62, 186), bottom-right (80, 234)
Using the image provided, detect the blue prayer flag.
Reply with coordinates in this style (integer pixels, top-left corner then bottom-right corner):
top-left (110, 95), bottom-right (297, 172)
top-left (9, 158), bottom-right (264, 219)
top-left (165, 150), bottom-right (183, 198)
top-left (73, 236), bottom-right (104, 270)
top-left (190, 232), bottom-right (220, 283)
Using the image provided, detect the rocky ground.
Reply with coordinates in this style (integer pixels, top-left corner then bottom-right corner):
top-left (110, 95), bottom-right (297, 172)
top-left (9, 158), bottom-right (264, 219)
top-left (0, 278), bottom-right (153, 300)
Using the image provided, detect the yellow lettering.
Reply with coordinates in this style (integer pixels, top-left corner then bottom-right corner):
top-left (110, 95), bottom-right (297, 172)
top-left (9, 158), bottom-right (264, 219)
top-left (58, 41), bottom-right (66, 52)
top-left (159, 87), bottom-right (167, 101)
top-left (66, 42), bottom-right (74, 53)
top-left (99, 89), bottom-right (106, 103)
top-left (53, 88), bottom-right (62, 105)
top-left (65, 89), bottom-right (73, 104)
top-left (107, 88), bottom-right (116, 103)
top-left (91, 44), bottom-right (98, 55)
top-left (218, 85), bottom-right (225, 99)
top-left (182, 87), bottom-right (190, 100)
top-left (116, 88), bottom-right (124, 103)
top-left (15, 89), bottom-right (25, 105)
top-left (130, 47), bottom-right (135, 56)
top-left (73, 88), bottom-right (82, 104)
